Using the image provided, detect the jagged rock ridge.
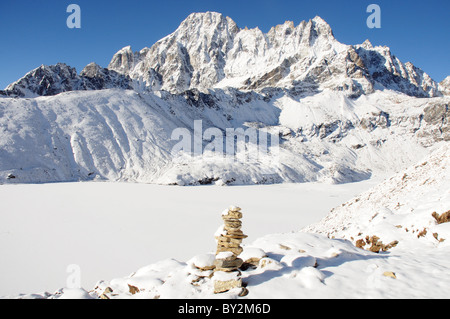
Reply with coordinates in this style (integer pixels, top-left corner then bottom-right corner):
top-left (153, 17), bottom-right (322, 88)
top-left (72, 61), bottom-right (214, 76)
top-left (2, 63), bottom-right (132, 98)
top-left (1, 12), bottom-right (445, 98)
top-left (107, 12), bottom-right (441, 98)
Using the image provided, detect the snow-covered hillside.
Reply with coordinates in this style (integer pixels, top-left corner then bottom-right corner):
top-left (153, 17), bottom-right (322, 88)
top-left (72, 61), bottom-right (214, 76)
top-left (5, 145), bottom-right (448, 299)
top-left (0, 88), bottom-right (448, 185)
top-left (303, 144), bottom-right (450, 250)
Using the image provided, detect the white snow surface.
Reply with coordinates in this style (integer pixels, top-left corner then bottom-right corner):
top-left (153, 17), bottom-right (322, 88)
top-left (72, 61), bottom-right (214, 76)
top-left (188, 254), bottom-right (216, 269)
top-left (0, 88), bottom-right (447, 186)
top-left (216, 252), bottom-right (234, 260)
top-left (304, 143), bottom-right (450, 246)
top-left (1, 145), bottom-right (449, 299)
top-left (0, 179), bottom-right (377, 297)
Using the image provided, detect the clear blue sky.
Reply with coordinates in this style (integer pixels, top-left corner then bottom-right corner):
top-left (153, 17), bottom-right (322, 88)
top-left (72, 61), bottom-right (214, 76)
top-left (1, 0), bottom-right (449, 89)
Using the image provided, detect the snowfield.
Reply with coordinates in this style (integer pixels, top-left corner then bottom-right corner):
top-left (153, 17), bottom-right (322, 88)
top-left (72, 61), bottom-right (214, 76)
top-left (0, 178), bottom-right (378, 297)
top-left (1, 144), bottom-right (449, 299)
top-left (1, 88), bottom-right (447, 186)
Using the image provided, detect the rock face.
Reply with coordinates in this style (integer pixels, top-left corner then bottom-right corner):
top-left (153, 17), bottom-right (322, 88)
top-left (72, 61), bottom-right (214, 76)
top-left (213, 206), bottom-right (248, 294)
top-left (79, 63), bottom-right (133, 91)
top-left (4, 63), bottom-right (83, 98)
top-left (3, 63), bottom-right (132, 98)
top-left (353, 41), bottom-right (440, 98)
top-left (107, 12), bottom-right (441, 98)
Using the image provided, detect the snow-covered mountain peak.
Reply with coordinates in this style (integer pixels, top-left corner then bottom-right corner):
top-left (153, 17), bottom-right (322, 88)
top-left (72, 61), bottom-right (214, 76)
top-left (108, 45), bottom-right (137, 75)
top-left (170, 11), bottom-right (240, 47)
top-left (2, 12), bottom-right (443, 99)
top-left (107, 13), bottom-right (349, 94)
top-left (4, 63), bottom-right (80, 98)
top-left (360, 39), bottom-right (373, 50)
top-left (311, 15), bottom-right (334, 36)
top-left (178, 11), bottom-right (239, 32)
top-left (80, 62), bottom-right (103, 77)
top-left (439, 76), bottom-right (450, 96)
top-left (102, 13), bottom-right (440, 97)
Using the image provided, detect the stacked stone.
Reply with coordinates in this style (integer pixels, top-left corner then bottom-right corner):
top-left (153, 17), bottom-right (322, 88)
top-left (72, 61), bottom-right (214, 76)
top-left (213, 206), bottom-right (248, 294)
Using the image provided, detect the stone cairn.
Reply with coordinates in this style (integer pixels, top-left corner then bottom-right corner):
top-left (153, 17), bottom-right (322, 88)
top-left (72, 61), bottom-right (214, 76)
top-left (213, 206), bottom-right (248, 294)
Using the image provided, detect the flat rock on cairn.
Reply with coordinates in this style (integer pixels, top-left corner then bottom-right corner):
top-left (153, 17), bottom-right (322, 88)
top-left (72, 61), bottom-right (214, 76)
top-left (213, 206), bottom-right (248, 294)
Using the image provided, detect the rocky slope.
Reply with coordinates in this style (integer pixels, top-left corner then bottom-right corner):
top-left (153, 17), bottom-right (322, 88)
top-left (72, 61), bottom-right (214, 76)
top-left (303, 143), bottom-right (450, 249)
top-left (0, 86), bottom-right (448, 185)
top-left (1, 63), bottom-right (132, 98)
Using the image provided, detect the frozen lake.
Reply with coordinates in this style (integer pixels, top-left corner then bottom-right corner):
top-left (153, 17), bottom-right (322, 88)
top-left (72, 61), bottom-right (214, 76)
top-left (0, 180), bottom-right (379, 296)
